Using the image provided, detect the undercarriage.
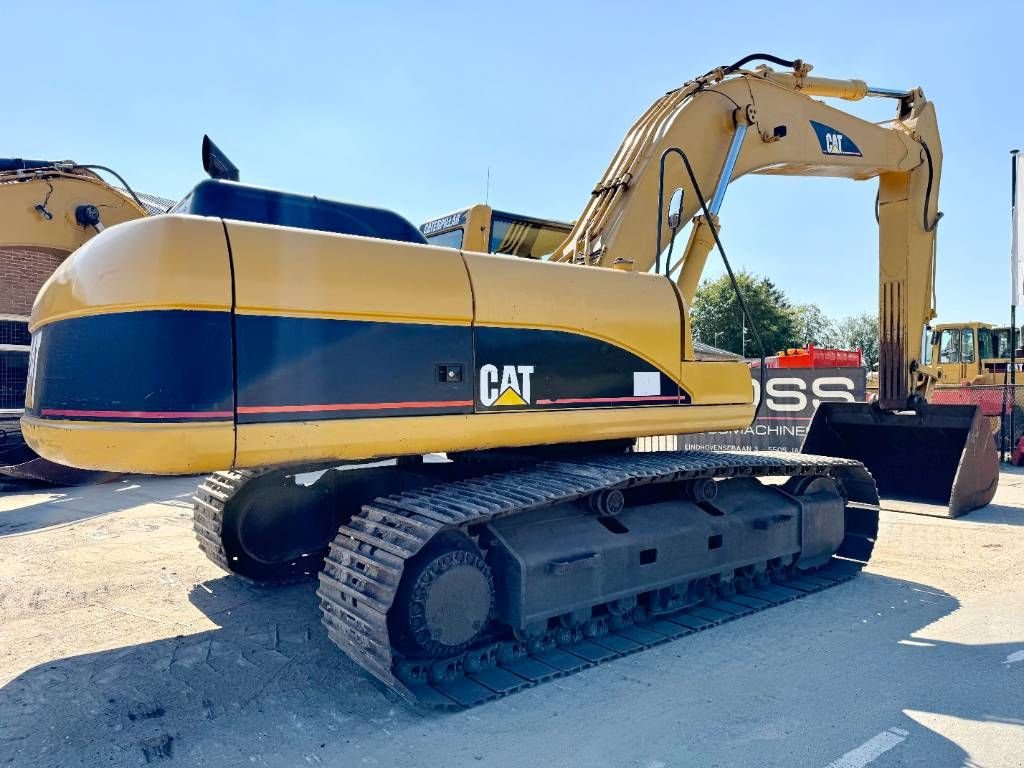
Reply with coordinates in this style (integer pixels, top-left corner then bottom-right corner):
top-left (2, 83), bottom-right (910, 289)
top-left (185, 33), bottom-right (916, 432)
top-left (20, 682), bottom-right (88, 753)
top-left (193, 448), bottom-right (879, 708)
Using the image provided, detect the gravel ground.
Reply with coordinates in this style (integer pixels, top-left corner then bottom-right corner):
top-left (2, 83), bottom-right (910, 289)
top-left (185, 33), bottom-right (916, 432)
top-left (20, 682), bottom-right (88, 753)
top-left (0, 468), bottom-right (1021, 768)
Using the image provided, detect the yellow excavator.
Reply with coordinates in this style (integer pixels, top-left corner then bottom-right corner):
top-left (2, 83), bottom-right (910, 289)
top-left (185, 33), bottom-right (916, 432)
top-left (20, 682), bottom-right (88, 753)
top-left (22, 55), bottom-right (997, 707)
top-left (921, 321), bottom-right (1024, 449)
top-left (0, 158), bottom-right (164, 485)
top-left (927, 321), bottom-right (1020, 384)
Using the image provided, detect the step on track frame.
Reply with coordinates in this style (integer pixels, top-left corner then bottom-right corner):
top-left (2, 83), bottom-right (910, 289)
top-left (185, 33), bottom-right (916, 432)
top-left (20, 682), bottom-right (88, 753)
top-left (316, 451), bottom-right (879, 709)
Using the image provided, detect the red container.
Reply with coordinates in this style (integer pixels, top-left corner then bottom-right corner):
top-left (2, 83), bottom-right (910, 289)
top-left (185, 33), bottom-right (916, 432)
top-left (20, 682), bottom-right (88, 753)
top-left (768, 344), bottom-right (862, 369)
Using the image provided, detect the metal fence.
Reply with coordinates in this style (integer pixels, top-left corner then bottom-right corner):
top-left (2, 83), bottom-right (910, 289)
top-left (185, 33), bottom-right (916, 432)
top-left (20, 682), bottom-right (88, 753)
top-left (0, 350), bottom-right (28, 412)
top-left (930, 383), bottom-right (1024, 460)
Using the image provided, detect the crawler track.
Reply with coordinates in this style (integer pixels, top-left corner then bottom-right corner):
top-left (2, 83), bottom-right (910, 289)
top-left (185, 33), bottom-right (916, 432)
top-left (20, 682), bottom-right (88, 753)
top-left (317, 451), bottom-right (879, 709)
top-left (193, 470), bottom-right (261, 578)
top-left (192, 469), bottom-right (318, 585)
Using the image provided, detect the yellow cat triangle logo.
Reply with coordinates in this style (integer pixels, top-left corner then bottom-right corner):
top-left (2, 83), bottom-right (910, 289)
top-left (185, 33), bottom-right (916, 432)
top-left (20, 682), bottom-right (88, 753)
top-left (493, 387), bottom-right (527, 406)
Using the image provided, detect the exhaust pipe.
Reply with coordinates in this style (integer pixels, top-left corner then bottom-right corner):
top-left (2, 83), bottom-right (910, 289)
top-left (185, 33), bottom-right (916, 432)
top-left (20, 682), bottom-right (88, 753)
top-left (802, 403), bottom-right (998, 518)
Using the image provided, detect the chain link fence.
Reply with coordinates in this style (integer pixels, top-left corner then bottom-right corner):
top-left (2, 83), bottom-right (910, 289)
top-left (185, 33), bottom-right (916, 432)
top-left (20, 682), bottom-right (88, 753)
top-left (929, 383), bottom-right (1024, 460)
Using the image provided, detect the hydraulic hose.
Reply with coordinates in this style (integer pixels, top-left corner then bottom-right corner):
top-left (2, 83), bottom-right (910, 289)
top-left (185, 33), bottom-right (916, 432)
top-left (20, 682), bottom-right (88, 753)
top-left (78, 164), bottom-right (149, 213)
top-left (712, 54), bottom-right (799, 79)
top-left (667, 147), bottom-right (768, 416)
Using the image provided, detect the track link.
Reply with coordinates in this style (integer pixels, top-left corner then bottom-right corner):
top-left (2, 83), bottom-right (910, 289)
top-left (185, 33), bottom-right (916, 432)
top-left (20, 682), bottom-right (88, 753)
top-left (317, 451), bottom-right (879, 708)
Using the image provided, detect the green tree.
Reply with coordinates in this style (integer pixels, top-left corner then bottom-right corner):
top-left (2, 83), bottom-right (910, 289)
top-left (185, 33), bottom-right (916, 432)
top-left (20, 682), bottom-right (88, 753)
top-left (789, 303), bottom-right (837, 348)
top-left (691, 271), bottom-right (796, 357)
top-left (831, 313), bottom-right (879, 368)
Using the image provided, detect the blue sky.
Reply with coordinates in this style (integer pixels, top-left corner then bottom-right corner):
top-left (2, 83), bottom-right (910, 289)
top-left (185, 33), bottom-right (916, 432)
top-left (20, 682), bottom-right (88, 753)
top-left (5, 1), bottom-right (1017, 324)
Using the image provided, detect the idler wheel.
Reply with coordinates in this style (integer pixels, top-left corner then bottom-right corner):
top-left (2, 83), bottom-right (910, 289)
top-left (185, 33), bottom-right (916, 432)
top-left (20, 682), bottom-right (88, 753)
top-left (218, 472), bottom-right (338, 582)
top-left (390, 531), bottom-right (494, 658)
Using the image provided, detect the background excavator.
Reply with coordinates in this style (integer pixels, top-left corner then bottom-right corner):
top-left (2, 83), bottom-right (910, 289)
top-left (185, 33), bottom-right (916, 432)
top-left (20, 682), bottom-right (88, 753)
top-left (0, 158), bottom-right (168, 485)
top-left (922, 320), bottom-right (1024, 450)
top-left (21, 55), bottom-right (997, 707)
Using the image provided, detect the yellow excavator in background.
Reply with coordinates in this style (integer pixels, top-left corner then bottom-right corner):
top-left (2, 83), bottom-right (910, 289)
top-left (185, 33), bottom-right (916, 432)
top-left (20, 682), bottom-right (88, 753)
top-left (0, 158), bottom-right (165, 485)
top-left (928, 321), bottom-right (1020, 384)
top-left (922, 321), bottom-right (1024, 449)
top-left (22, 55), bottom-right (998, 707)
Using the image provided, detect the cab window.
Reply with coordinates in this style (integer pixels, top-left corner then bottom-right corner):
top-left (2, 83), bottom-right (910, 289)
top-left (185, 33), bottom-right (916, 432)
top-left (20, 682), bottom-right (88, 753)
top-left (961, 327), bottom-right (975, 364)
top-left (939, 328), bottom-right (959, 363)
top-left (424, 228), bottom-right (464, 249)
top-left (488, 212), bottom-right (571, 259)
top-left (993, 328), bottom-right (1020, 358)
top-left (979, 330), bottom-right (995, 360)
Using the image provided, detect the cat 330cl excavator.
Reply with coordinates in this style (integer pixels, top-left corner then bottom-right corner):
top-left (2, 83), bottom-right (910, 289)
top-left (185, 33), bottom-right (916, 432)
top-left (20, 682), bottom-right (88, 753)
top-left (23, 55), bottom-right (997, 707)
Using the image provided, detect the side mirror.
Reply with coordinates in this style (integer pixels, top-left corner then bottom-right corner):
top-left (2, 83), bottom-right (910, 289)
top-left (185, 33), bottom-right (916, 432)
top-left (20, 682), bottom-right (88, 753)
top-left (667, 187), bottom-right (684, 230)
top-left (202, 135), bottom-right (240, 181)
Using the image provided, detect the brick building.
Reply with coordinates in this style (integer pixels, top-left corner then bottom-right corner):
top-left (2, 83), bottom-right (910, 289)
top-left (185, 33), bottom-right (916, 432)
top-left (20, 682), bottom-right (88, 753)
top-left (2, 245), bottom-right (69, 317)
top-left (2, 243), bottom-right (80, 412)
top-left (0, 245), bottom-right (65, 413)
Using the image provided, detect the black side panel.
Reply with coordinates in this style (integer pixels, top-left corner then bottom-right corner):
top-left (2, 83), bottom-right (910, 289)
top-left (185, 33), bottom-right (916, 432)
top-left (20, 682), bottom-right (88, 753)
top-left (234, 315), bottom-right (474, 423)
top-left (28, 311), bottom-right (234, 422)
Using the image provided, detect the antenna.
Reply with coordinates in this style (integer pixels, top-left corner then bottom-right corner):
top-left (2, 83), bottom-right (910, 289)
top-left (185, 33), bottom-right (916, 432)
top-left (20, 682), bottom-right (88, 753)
top-left (485, 166), bottom-right (490, 205)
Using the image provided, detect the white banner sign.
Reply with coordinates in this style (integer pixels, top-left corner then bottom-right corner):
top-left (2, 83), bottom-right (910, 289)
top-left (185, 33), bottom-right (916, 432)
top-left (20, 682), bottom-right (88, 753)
top-left (1013, 152), bottom-right (1024, 305)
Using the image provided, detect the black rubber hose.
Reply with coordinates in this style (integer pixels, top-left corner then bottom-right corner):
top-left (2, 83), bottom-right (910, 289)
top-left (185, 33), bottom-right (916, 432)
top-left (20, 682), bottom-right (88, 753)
top-left (919, 141), bottom-right (943, 233)
top-left (720, 54), bottom-right (798, 77)
top-left (78, 164), bottom-right (149, 212)
top-left (674, 148), bottom-right (767, 415)
top-left (873, 140), bottom-right (943, 232)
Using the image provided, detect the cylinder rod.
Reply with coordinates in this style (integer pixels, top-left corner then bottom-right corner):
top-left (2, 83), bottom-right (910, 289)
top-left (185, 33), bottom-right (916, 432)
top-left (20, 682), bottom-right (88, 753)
top-left (865, 86), bottom-right (911, 99)
top-left (709, 123), bottom-right (748, 215)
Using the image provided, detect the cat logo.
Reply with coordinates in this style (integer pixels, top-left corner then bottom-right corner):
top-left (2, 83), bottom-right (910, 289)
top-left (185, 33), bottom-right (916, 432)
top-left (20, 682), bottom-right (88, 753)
top-left (479, 364), bottom-right (534, 407)
top-left (809, 120), bottom-right (862, 157)
top-left (824, 132), bottom-right (846, 154)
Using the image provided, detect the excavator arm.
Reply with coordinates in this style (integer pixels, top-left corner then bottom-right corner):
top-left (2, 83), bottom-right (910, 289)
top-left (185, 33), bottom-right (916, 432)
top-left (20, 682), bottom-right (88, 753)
top-left (553, 57), bottom-right (941, 410)
top-left (547, 55), bottom-right (993, 516)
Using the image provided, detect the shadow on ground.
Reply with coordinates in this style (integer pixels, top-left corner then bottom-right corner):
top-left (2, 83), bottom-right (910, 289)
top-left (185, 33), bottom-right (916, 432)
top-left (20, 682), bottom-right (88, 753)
top-left (1, 567), bottom-right (1019, 768)
top-left (955, 499), bottom-right (1024, 527)
top-left (0, 476), bottom-right (198, 536)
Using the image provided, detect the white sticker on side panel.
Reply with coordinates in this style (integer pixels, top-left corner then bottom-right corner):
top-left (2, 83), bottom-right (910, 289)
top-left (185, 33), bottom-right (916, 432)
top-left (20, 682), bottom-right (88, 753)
top-left (633, 371), bottom-right (660, 397)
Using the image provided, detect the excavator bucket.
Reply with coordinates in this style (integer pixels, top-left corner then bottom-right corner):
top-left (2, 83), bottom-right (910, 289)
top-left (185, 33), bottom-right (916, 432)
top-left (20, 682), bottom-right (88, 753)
top-left (802, 403), bottom-right (998, 518)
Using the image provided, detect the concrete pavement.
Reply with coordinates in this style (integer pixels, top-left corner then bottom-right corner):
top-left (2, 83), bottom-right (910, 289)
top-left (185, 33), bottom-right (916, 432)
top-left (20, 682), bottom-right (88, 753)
top-left (1, 469), bottom-right (1022, 767)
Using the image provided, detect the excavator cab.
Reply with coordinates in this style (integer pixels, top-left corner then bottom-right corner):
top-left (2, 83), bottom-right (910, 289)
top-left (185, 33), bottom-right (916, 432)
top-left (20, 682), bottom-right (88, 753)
top-left (420, 205), bottom-right (572, 258)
